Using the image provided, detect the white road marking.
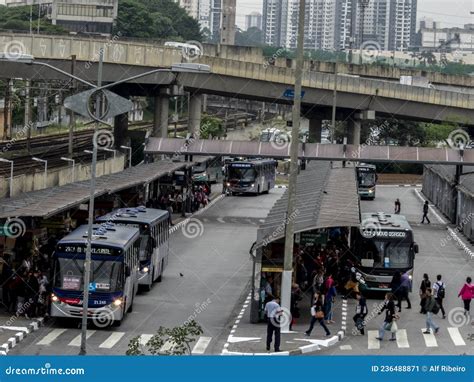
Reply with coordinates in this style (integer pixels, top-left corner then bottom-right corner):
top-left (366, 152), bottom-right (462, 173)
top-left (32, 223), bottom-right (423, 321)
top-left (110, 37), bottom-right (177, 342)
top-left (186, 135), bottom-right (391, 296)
top-left (421, 329), bottom-right (438, 347)
top-left (217, 218), bottom-right (225, 224)
top-left (447, 327), bottom-right (466, 346)
top-left (191, 336), bottom-right (212, 354)
top-left (396, 329), bottom-right (409, 348)
top-left (0, 326), bottom-right (29, 333)
top-left (227, 335), bottom-right (261, 343)
top-left (368, 331), bottom-right (380, 350)
top-left (36, 329), bottom-right (67, 346)
top-left (340, 345), bottom-right (352, 350)
top-left (139, 334), bottom-right (153, 346)
top-left (99, 332), bottom-right (125, 349)
top-left (68, 330), bottom-right (96, 347)
top-left (160, 340), bottom-right (176, 353)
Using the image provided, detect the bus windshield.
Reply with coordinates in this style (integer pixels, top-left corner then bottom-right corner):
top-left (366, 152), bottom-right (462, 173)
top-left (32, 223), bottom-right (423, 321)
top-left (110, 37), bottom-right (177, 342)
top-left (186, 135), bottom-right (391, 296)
top-left (54, 257), bottom-right (122, 292)
top-left (228, 166), bottom-right (257, 182)
top-left (360, 240), bottom-right (411, 269)
top-left (357, 170), bottom-right (376, 187)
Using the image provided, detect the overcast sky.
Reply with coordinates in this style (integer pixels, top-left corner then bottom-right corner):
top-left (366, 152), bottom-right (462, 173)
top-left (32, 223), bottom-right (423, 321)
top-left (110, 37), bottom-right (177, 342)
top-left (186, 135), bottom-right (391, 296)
top-left (236, 0), bottom-right (474, 29)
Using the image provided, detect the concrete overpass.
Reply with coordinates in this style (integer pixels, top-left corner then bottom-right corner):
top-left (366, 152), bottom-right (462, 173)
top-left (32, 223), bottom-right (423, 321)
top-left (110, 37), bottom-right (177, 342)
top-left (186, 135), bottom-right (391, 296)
top-left (0, 32), bottom-right (473, 146)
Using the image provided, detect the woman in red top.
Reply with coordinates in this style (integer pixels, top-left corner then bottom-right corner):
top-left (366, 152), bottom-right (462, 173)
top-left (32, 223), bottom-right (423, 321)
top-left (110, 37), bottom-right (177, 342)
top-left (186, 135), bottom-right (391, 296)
top-left (458, 277), bottom-right (473, 316)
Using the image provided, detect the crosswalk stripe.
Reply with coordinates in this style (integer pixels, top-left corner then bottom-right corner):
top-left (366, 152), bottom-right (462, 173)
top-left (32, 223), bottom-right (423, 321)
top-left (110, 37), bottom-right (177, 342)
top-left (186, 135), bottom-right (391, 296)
top-left (368, 330), bottom-right (380, 350)
top-left (68, 330), bottom-right (96, 347)
top-left (99, 332), bottom-right (125, 349)
top-left (139, 334), bottom-right (153, 347)
top-left (447, 327), bottom-right (466, 346)
top-left (36, 329), bottom-right (68, 346)
top-left (191, 336), bottom-right (212, 354)
top-left (396, 329), bottom-right (409, 348)
top-left (421, 329), bottom-right (438, 347)
top-left (160, 340), bottom-right (176, 353)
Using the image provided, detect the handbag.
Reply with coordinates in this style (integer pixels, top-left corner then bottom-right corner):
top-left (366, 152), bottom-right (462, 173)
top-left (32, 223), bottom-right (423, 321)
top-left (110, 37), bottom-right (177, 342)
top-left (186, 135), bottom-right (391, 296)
top-left (315, 311), bottom-right (324, 319)
top-left (390, 321), bottom-right (398, 333)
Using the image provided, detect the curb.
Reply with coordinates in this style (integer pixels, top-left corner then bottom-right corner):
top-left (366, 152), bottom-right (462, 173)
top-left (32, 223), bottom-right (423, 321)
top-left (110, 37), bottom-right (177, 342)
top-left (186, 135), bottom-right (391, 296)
top-left (446, 227), bottom-right (474, 260)
top-left (169, 194), bottom-right (225, 234)
top-left (0, 317), bottom-right (44, 356)
top-left (221, 298), bottom-right (347, 356)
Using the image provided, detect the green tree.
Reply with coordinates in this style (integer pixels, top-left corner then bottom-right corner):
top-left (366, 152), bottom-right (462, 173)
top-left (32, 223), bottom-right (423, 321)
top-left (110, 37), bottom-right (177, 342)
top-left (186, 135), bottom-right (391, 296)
top-left (0, 4), bottom-right (68, 34)
top-left (199, 115), bottom-right (224, 139)
top-left (235, 27), bottom-right (263, 47)
top-left (126, 320), bottom-right (203, 355)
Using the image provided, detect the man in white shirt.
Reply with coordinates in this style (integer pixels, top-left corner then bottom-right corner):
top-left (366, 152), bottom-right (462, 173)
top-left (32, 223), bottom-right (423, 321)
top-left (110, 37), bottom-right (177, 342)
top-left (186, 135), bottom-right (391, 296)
top-left (432, 274), bottom-right (446, 319)
top-left (264, 297), bottom-right (282, 352)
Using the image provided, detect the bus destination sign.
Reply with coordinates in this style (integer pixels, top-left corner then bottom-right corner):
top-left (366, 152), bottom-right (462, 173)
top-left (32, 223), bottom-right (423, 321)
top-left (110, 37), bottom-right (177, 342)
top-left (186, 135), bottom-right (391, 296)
top-left (230, 163), bottom-right (252, 168)
top-left (362, 230), bottom-right (407, 239)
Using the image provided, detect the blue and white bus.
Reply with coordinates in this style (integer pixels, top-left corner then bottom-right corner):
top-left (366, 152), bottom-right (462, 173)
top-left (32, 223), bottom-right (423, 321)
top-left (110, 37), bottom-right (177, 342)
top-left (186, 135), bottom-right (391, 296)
top-left (225, 159), bottom-right (276, 195)
top-left (96, 207), bottom-right (170, 291)
top-left (51, 224), bottom-right (140, 326)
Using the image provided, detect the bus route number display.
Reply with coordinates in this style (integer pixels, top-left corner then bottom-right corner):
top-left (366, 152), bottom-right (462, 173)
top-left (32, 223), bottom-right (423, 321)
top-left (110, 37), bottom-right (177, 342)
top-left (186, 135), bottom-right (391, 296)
top-left (363, 231), bottom-right (407, 238)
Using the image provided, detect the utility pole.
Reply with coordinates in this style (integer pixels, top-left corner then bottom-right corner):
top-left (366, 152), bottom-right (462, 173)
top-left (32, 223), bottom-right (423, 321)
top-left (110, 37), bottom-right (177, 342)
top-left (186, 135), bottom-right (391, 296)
top-left (80, 49), bottom-right (103, 356)
top-left (331, 63), bottom-right (338, 137)
top-left (68, 55), bottom-right (76, 156)
top-left (37, 3), bottom-right (41, 34)
top-left (25, 80), bottom-right (31, 153)
top-left (281, 0), bottom-right (305, 333)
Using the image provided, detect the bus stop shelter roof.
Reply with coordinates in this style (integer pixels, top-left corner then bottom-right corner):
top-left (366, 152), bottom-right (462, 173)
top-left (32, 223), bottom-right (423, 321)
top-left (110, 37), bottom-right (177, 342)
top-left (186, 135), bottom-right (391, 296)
top-left (256, 161), bottom-right (360, 247)
top-left (0, 161), bottom-right (187, 219)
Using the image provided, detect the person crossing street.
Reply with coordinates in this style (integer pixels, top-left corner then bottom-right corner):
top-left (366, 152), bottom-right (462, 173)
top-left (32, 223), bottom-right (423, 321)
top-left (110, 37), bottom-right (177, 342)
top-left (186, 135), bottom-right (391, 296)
top-left (432, 275), bottom-right (446, 319)
top-left (423, 288), bottom-right (440, 335)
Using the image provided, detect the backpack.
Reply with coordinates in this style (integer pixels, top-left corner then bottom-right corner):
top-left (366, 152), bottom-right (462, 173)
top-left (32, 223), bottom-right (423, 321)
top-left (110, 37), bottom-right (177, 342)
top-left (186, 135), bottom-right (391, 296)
top-left (437, 282), bottom-right (445, 299)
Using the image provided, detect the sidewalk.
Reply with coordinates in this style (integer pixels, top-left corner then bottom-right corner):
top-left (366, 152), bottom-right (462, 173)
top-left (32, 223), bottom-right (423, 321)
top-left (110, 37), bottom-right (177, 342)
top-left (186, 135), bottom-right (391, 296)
top-left (0, 313), bottom-right (44, 355)
top-left (222, 293), bottom-right (348, 356)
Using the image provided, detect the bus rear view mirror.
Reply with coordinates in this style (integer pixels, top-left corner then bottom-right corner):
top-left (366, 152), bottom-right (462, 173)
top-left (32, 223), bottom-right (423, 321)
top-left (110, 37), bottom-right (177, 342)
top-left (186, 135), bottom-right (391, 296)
top-left (414, 243), bottom-right (419, 254)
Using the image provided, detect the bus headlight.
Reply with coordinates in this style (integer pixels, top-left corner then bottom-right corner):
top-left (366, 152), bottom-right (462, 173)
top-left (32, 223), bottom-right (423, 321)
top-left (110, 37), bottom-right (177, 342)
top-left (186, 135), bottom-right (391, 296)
top-left (142, 266), bottom-right (149, 273)
top-left (226, 183), bottom-right (230, 187)
top-left (251, 184), bottom-right (255, 188)
top-left (51, 294), bottom-right (59, 303)
top-left (113, 298), bottom-right (123, 307)
top-left (368, 189), bottom-right (373, 194)
top-left (409, 274), bottom-right (413, 280)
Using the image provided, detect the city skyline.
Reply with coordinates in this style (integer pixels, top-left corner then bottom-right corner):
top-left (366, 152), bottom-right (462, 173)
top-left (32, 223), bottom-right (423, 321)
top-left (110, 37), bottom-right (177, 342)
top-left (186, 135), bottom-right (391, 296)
top-left (236, 0), bottom-right (473, 29)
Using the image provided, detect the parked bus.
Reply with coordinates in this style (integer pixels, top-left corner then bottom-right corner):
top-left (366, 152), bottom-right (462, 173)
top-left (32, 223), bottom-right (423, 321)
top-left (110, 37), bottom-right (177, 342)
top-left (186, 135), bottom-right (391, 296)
top-left (192, 157), bottom-right (222, 183)
top-left (225, 159), bottom-right (276, 195)
top-left (164, 41), bottom-right (201, 58)
top-left (352, 212), bottom-right (418, 293)
top-left (356, 163), bottom-right (377, 200)
top-left (96, 207), bottom-right (170, 291)
top-left (50, 224), bottom-right (140, 326)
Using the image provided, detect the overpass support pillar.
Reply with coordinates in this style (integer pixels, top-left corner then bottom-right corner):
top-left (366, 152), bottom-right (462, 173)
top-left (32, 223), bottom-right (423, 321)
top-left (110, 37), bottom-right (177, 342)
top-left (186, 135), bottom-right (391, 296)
top-left (113, 85), bottom-right (130, 149)
top-left (153, 89), bottom-right (170, 138)
top-left (347, 119), bottom-right (361, 145)
top-left (308, 118), bottom-right (322, 143)
top-left (188, 93), bottom-right (203, 136)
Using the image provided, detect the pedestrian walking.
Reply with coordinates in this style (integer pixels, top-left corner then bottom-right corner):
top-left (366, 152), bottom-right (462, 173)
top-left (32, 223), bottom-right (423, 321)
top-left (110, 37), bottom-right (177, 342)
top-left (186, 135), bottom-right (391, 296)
top-left (376, 293), bottom-right (398, 341)
top-left (399, 271), bottom-right (412, 310)
top-left (390, 271), bottom-right (403, 312)
top-left (324, 281), bottom-right (337, 324)
top-left (264, 297), bottom-right (282, 352)
top-left (421, 201), bottom-right (431, 224)
top-left (419, 273), bottom-right (431, 314)
top-left (353, 292), bottom-right (368, 335)
top-left (432, 275), bottom-right (446, 319)
top-left (305, 292), bottom-right (331, 337)
top-left (458, 277), bottom-right (473, 317)
top-left (423, 288), bottom-right (440, 334)
top-left (394, 198), bottom-right (401, 214)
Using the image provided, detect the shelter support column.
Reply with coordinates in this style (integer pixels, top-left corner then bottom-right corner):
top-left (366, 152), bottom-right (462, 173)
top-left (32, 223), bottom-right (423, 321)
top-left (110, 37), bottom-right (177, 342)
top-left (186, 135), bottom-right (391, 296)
top-left (153, 89), bottom-right (170, 138)
top-left (347, 119), bottom-right (361, 145)
top-left (308, 118), bottom-right (322, 143)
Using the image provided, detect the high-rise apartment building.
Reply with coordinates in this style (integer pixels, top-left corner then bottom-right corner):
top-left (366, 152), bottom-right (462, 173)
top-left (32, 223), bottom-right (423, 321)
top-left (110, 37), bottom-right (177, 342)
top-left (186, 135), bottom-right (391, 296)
top-left (245, 11), bottom-right (263, 30)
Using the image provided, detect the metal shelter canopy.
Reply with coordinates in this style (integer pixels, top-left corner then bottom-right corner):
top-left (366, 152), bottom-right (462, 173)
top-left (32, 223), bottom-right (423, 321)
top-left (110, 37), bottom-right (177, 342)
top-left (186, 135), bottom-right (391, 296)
top-left (0, 161), bottom-right (187, 219)
top-left (256, 161), bottom-right (360, 248)
top-left (144, 137), bottom-right (474, 165)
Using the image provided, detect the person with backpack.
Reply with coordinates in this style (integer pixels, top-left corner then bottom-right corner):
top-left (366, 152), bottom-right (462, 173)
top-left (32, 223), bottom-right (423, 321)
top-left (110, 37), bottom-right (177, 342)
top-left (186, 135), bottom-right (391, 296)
top-left (419, 273), bottom-right (431, 314)
top-left (432, 274), bottom-right (446, 319)
top-left (458, 276), bottom-right (473, 317)
top-left (423, 288), bottom-right (440, 334)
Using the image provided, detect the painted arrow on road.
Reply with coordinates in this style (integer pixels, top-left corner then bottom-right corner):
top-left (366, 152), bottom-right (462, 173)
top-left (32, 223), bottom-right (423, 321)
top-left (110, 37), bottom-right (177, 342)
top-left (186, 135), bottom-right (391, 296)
top-left (227, 335), bottom-right (261, 343)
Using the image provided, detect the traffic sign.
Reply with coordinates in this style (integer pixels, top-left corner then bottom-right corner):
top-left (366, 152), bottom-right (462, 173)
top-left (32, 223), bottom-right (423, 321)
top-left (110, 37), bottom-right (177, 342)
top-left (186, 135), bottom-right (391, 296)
top-left (64, 89), bottom-right (133, 120)
top-left (283, 89), bottom-right (305, 99)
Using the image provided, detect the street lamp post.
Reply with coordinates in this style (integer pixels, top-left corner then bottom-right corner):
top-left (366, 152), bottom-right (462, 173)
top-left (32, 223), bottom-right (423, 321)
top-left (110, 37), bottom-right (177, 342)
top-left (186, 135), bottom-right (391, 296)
top-left (281, 0), bottom-right (306, 333)
top-left (120, 145), bottom-right (132, 168)
top-left (0, 158), bottom-right (13, 197)
top-left (60, 157), bottom-right (75, 182)
top-left (32, 157), bottom-right (47, 189)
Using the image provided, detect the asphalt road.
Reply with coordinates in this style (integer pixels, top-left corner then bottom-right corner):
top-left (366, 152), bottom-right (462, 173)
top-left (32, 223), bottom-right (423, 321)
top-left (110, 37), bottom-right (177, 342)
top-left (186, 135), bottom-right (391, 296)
top-left (9, 189), bottom-right (285, 356)
top-left (323, 185), bottom-right (473, 355)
